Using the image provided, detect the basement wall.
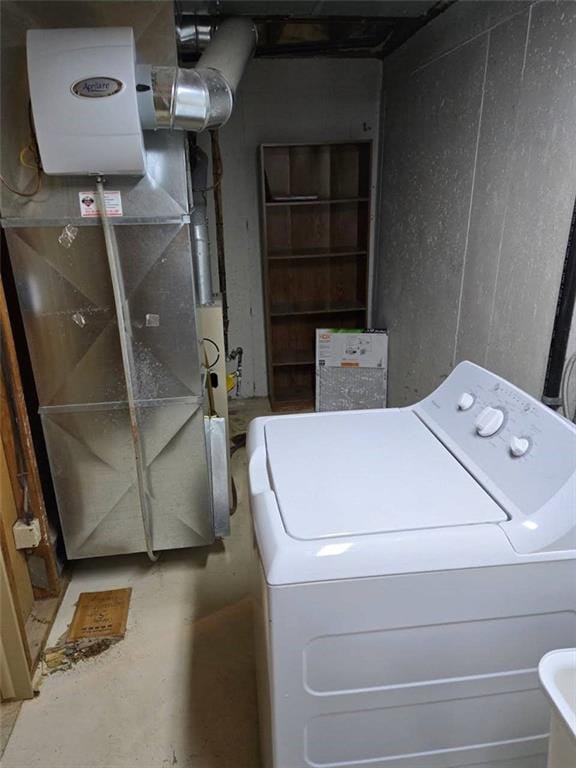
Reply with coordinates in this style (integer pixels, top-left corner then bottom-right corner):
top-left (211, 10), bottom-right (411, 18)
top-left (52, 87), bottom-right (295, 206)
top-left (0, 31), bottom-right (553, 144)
top-left (198, 58), bottom-right (382, 398)
top-left (373, 0), bottom-right (576, 405)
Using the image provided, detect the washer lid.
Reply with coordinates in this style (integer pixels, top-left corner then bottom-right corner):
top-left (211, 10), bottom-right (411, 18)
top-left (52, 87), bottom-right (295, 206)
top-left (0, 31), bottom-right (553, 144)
top-left (264, 410), bottom-right (506, 541)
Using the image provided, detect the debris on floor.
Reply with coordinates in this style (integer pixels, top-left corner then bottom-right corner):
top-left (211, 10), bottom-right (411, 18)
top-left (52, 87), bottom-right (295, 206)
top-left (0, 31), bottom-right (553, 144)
top-left (43, 638), bottom-right (120, 673)
top-left (43, 589), bottom-right (132, 674)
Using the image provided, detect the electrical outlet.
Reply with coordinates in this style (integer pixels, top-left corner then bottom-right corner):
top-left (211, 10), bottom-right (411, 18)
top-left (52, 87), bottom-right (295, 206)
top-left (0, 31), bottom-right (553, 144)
top-left (13, 519), bottom-right (42, 549)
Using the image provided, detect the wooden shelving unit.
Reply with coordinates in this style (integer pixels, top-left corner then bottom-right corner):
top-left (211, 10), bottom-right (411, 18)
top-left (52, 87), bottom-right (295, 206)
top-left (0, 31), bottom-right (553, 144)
top-left (260, 142), bottom-right (371, 409)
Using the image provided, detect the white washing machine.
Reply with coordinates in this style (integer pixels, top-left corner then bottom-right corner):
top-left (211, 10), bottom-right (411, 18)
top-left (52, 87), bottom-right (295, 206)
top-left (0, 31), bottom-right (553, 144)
top-left (247, 362), bottom-right (576, 768)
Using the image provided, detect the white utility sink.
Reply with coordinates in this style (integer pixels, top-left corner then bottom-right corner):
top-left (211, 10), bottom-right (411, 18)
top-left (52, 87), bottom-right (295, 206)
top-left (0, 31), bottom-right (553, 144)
top-left (539, 649), bottom-right (576, 768)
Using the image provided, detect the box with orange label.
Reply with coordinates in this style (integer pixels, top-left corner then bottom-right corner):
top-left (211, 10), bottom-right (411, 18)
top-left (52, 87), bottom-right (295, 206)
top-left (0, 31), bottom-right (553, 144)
top-left (315, 329), bottom-right (388, 411)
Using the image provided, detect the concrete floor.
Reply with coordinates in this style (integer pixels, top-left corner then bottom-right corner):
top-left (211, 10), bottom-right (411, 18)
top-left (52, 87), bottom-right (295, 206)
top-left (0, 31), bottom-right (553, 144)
top-left (1, 398), bottom-right (270, 768)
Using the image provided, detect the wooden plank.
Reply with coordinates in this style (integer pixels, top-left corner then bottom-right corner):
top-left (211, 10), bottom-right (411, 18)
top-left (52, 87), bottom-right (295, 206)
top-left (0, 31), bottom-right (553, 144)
top-left (330, 143), bottom-right (360, 198)
top-left (266, 207), bottom-right (292, 253)
top-left (0, 377), bottom-right (23, 515)
top-left (272, 365), bottom-right (315, 403)
top-left (268, 248), bottom-right (367, 260)
top-left (0, 548), bottom-right (33, 701)
top-left (0, 280), bottom-right (60, 598)
top-left (269, 300), bottom-right (366, 317)
top-left (0, 440), bottom-right (34, 624)
top-left (265, 197), bottom-right (369, 206)
top-left (260, 145), bottom-right (275, 404)
top-left (263, 146), bottom-right (290, 198)
top-left (25, 572), bottom-right (69, 671)
top-left (289, 144), bottom-right (331, 199)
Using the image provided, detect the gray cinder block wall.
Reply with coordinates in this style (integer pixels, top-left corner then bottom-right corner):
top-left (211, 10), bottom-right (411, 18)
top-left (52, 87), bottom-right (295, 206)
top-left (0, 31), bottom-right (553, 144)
top-left (373, 0), bottom-right (576, 405)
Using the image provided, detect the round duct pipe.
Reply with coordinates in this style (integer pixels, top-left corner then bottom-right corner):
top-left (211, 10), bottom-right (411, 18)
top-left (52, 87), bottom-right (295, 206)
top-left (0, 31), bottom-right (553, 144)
top-left (176, 19), bottom-right (215, 51)
top-left (141, 18), bottom-right (257, 132)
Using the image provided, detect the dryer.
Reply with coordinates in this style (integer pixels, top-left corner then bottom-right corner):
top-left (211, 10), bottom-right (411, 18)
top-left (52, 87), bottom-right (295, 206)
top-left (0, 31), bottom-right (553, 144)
top-left (247, 362), bottom-right (576, 768)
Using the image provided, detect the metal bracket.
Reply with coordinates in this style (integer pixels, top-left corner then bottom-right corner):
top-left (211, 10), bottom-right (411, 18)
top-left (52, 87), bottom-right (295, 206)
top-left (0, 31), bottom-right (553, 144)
top-left (204, 416), bottom-right (230, 538)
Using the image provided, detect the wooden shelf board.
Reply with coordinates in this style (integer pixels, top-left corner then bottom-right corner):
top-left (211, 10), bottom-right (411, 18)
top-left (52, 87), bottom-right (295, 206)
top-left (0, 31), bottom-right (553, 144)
top-left (270, 301), bottom-right (366, 318)
top-left (272, 356), bottom-right (315, 367)
top-left (268, 248), bottom-right (367, 261)
top-left (271, 398), bottom-right (315, 413)
top-left (266, 197), bottom-right (369, 207)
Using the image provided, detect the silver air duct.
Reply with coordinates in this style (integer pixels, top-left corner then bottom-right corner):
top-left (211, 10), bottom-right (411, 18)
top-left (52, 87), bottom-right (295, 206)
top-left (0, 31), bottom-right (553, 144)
top-left (191, 147), bottom-right (214, 306)
top-left (176, 19), bottom-right (215, 51)
top-left (143, 18), bottom-right (257, 132)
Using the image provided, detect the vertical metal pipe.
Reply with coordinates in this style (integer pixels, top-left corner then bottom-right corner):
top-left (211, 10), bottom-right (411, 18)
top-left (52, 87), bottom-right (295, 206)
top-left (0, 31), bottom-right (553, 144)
top-left (192, 218), bottom-right (213, 305)
top-left (96, 180), bottom-right (158, 563)
top-left (190, 145), bottom-right (214, 306)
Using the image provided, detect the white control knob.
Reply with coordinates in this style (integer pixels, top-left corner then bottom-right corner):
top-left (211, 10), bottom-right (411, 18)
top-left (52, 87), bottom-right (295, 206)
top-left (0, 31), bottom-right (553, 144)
top-left (457, 392), bottom-right (475, 411)
top-left (475, 406), bottom-right (505, 437)
top-left (510, 436), bottom-right (530, 457)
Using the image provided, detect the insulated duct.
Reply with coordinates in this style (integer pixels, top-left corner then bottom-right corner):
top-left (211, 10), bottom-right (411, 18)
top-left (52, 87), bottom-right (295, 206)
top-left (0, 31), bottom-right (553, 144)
top-left (145, 18), bottom-right (257, 132)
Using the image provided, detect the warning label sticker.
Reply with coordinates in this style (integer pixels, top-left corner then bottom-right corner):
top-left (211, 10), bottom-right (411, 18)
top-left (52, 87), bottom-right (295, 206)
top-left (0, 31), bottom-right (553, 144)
top-left (79, 190), bottom-right (123, 218)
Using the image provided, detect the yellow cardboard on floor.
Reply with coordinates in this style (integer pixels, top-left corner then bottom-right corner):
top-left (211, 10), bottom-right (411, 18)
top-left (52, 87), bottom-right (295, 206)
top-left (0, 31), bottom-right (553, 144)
top-left (67, 588), bottom-right (132, 641)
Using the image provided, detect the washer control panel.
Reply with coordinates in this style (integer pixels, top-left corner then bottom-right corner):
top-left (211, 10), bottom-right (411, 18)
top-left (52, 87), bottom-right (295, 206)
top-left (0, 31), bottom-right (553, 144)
top-left (415, 361), bottom-right (576, 553)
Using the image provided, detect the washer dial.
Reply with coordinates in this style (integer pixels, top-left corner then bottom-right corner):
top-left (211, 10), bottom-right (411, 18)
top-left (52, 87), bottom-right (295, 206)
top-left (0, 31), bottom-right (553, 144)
top-left (457, 392), bottom-right (475, 411)
top-left (475, 406), bottom-right (505, 437)
top-left (510, 436), bottom-right (530, 457)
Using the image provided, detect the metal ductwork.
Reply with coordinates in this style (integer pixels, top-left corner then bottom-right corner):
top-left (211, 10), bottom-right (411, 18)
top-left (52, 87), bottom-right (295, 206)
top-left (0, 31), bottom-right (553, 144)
top-left (3, 2), bottom-right (236, 561)
top-left (176, 18), bottom-right (215, 52)
top-left (191, 147), bottom-right (214, 306)
top-left (142, 18), bottom-right (257, 132)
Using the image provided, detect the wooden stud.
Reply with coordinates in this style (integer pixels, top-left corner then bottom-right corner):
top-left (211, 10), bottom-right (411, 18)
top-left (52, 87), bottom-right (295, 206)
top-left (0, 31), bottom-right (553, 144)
top-left (0, 279), bottom-right (60, 599)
